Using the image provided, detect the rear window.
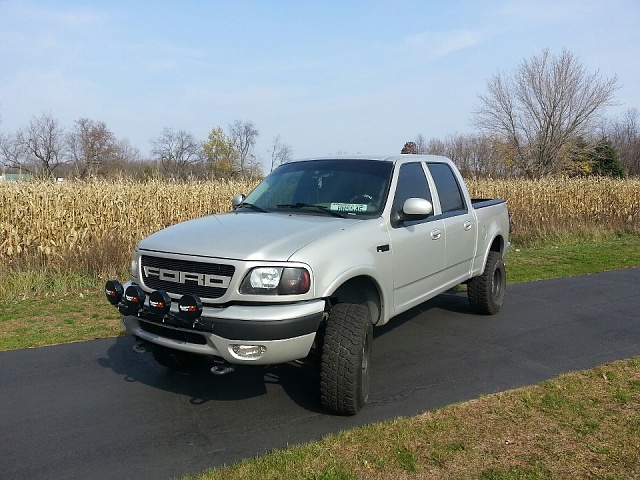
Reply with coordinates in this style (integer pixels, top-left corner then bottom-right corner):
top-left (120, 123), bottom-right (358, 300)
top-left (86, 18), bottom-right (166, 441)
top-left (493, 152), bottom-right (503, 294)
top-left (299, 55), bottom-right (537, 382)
top-left (427, 163), bottom-right (466, 213)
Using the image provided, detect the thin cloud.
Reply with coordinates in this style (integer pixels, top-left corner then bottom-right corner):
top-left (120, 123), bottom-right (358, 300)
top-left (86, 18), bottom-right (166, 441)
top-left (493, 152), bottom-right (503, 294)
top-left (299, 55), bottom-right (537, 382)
top-left (406, 29), bottom-right (485, 60)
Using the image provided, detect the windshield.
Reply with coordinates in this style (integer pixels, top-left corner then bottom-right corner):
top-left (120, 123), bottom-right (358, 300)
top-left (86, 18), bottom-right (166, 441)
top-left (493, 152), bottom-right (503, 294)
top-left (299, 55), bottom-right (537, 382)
top-left (241, 159), bottom-right (393, 217)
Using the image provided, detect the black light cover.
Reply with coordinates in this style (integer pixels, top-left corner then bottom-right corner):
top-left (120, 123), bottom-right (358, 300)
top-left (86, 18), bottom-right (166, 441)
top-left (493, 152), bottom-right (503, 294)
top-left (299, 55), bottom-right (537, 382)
top-left (148, 290), bottom-right (171, 319)
top-left (178, 294), bottom-right (203, 322)
top-left (119, 284), bottom-right (146, 316)
top-left (105, 280), bottom-right (124, 306)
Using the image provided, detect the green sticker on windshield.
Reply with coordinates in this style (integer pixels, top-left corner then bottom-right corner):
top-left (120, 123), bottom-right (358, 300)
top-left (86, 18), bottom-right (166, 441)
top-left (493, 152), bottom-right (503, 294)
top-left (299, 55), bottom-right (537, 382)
top-left (330, 203), bottom-right (367, 212)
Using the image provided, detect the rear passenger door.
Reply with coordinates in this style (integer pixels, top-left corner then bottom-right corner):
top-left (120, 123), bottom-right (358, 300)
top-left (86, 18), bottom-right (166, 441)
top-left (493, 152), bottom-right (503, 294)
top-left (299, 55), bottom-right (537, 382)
top-left (427, 162), bottom-right (477, 284)
top-left (388, 162), bottom-right (446, 314)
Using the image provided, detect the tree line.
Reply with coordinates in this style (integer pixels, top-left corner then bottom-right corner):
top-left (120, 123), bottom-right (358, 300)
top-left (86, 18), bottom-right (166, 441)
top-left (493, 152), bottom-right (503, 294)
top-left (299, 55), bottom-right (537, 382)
top-left (0, 116), bottom-right (292, 180)
top-left (403, 49), bottom-right (637, 178)
top-left (1, 49), bottom-right (638, 180)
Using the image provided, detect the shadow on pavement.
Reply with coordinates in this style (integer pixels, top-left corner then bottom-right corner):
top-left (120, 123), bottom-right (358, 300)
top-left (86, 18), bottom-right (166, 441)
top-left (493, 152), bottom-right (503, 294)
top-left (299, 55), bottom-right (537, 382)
top-left (97, 335), bottom-right (324, 412)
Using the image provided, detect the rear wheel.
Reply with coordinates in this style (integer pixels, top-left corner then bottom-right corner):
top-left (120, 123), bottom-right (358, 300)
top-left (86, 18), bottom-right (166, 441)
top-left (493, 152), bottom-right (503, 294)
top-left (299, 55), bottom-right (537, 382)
top-left (468, 251), bottom-right (506, 315)
top-left (320, 303), bottom-right (372, 415)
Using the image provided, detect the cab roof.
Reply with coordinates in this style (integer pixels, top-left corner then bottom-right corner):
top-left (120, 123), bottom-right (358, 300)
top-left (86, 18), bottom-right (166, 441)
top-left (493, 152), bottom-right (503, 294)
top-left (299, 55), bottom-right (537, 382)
top-left (292, 154), bottom-right (452, 165)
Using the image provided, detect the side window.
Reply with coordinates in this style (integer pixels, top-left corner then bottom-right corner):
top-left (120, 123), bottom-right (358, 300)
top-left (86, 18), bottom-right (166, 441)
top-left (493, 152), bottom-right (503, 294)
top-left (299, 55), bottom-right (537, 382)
top-left (427, 163), bottom-right (466, 213)
top-left (392, 162), bottom-right (432, 214)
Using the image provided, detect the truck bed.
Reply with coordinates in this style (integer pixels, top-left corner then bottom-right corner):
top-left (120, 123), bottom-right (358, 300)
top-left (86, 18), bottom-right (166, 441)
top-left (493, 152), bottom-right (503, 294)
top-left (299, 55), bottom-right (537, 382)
top-left (471, 198), bottom-right (507, 209)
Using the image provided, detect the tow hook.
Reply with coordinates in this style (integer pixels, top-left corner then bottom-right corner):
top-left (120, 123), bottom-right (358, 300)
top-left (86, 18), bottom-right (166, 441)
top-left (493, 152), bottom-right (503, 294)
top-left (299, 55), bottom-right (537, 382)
top-left (132, 342), bottom-right (150, 354)
top-left (210, 358), bottom-right (235, 376)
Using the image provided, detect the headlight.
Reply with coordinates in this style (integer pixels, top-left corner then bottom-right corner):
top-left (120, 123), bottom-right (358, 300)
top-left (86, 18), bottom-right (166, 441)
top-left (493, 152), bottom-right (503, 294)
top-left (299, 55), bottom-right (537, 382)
top-left (130, 249), bottom-right (140, 279)
top-left (240, 267), bottom-right (311, 295)
top-left (249, 267), bottom-right (281, 289)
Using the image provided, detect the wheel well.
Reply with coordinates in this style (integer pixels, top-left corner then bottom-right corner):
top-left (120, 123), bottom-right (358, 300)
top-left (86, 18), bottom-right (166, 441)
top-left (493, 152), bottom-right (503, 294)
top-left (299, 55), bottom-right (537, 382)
top-left (329, 276), bottom-right (382, 325)
top-left (490, 235), bottom-right (504, 254)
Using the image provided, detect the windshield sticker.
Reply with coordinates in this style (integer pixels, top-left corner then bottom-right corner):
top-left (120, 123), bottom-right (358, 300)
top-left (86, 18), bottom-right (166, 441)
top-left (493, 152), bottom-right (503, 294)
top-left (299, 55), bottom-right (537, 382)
top-left (330, 203), bottom-right (367, 213)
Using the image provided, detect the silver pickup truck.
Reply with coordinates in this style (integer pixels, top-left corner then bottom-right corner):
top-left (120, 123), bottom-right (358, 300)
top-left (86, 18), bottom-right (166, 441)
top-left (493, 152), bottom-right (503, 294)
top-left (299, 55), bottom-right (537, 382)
top-left (105, 155), bottom-right (510, 414)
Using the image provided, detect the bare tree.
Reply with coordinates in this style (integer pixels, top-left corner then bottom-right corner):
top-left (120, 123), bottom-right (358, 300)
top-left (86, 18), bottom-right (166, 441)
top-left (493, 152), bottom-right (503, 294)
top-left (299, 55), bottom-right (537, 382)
top-left (425, 137), bottom-right (447, 156)
top-left (150, 127), bottom-right (201, 178)
top-left (414, 134), bottom-right (428, 154)
top-left (268, 135), bottom-right (292, 172)
top-left (229, 120), bottom-right (260, 177)
top-left (416, 133), bottom-right (515, 178)
top-left (98, 138), bottom-right (143, 178)
top-left (473, 48), bottom-right (619, 177)
top-left (114, 138), bottom-right (141, 164)
top-left (1, 113), bottom-right (68, 178)
top-left (67, 118), bottom-right (118, 177)
top-left (0, 131), bottom-right (27, 173)
top-left (606, 108), bottom-right (640, 175)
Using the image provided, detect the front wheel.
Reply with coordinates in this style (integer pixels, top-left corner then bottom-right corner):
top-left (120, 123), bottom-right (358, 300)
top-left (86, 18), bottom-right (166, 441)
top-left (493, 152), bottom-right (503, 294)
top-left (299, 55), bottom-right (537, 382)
top-left (320, 303), bottom-right (372, 415)
top-left (468, 251), bottom-right (506, 315)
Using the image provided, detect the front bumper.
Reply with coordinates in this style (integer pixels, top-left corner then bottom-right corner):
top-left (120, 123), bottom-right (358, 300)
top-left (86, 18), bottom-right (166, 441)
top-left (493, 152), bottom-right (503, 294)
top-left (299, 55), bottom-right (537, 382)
top-left (121, 299), bottom-right (326, 365)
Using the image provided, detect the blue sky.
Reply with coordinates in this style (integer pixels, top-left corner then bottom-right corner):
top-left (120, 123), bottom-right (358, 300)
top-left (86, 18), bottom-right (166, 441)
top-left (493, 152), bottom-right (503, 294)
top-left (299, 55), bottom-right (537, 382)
top-left (1, 0), bottom-right (638, 169)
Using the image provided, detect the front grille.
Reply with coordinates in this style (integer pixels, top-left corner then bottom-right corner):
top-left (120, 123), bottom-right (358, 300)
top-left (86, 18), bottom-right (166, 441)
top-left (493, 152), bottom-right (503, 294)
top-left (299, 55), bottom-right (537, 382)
top-left (139, 320), bottom-right (207, 345)
top-left (140, 255), bottom-right (235, 299)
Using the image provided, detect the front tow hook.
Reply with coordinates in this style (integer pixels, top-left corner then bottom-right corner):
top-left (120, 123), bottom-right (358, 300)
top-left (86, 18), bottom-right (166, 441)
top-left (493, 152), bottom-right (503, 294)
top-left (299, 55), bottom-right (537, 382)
top-left (210, 358), bottom-right (235, 376)
top-left (132, 342), bottom-right (150, 354)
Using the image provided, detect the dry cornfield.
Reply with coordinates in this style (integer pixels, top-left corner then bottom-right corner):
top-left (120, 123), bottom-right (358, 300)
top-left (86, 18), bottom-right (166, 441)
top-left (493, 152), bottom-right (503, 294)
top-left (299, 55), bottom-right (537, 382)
top-left (0, 178), bottom-right (258, 276)
top-left (1, 176), bottom-right (639, 275)
top-left (465, 177), bottom-right (640, 243)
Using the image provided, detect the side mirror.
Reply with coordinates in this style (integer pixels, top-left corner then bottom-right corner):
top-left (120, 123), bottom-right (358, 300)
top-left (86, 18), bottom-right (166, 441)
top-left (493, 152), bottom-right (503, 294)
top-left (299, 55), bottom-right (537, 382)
top-left (232, 193), bottom-right (246, 209)
top-left (390, 198), bottom-right (433, 227)
top-left (399, 198), bottom-right (433, 222)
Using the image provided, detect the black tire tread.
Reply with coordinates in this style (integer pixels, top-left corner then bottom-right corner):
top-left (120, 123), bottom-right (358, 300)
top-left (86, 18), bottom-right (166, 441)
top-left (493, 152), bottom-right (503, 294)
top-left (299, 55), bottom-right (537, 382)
top-left (320, 303), bottom-right (371, 415)
top-left (468, 251), bottom-right (506, 315)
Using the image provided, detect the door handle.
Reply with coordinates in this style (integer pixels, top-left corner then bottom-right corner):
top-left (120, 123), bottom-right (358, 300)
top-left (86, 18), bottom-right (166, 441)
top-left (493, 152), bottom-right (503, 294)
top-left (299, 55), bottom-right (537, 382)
top-left (430, 229), bottom-right (442, 240)
top-left (464, 221), bottom-right (473, 231)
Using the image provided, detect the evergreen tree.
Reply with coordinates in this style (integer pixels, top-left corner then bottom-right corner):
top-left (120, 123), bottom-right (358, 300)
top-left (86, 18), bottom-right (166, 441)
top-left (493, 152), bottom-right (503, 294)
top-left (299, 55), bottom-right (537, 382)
top-left (590, 138), bottom-right (626, 178)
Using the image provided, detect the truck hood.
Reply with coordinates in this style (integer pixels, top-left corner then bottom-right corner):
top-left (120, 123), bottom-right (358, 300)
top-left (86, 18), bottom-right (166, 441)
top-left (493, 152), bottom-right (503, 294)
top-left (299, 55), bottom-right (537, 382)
top-left (137, 212), bottom-right (362, 261)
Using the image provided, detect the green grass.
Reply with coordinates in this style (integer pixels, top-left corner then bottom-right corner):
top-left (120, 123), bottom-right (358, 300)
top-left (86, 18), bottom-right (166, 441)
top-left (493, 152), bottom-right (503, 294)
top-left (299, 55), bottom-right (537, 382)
top-left (506, 234), bottom-right (640, 283)
top-left (0, 291), bottom-right (122, 350)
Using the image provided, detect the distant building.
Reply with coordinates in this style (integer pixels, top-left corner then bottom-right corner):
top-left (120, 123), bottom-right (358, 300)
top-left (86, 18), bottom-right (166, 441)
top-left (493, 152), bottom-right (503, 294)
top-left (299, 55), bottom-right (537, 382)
top-left (0, 173), bottom-right (33, 182)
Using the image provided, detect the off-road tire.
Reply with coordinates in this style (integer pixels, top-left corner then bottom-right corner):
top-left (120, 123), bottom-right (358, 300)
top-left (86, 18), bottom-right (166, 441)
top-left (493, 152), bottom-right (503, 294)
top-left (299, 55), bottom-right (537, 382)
top-left (320, 303), bottom-right (372, 415)
top-left (468, 251), bottom-right (506, 315)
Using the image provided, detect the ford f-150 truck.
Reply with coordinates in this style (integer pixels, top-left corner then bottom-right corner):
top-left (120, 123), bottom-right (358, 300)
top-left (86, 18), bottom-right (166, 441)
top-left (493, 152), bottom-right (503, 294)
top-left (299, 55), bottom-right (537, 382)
top-left (105, 154), bottom-right (510, 415)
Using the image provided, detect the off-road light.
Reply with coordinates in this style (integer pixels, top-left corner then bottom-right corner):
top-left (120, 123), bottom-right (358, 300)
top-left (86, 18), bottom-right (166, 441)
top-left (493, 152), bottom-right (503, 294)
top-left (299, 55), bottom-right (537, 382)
top-left (148, 290), bottom-right (171, 319)
top-left (118, 284), bottom-right (146, 316)
top-left (105, 280), bottom-right (124, 306)
top-left (231, 344), bottom-right (267, 359)
top-left (178, 294), bottom-right (203, 322)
